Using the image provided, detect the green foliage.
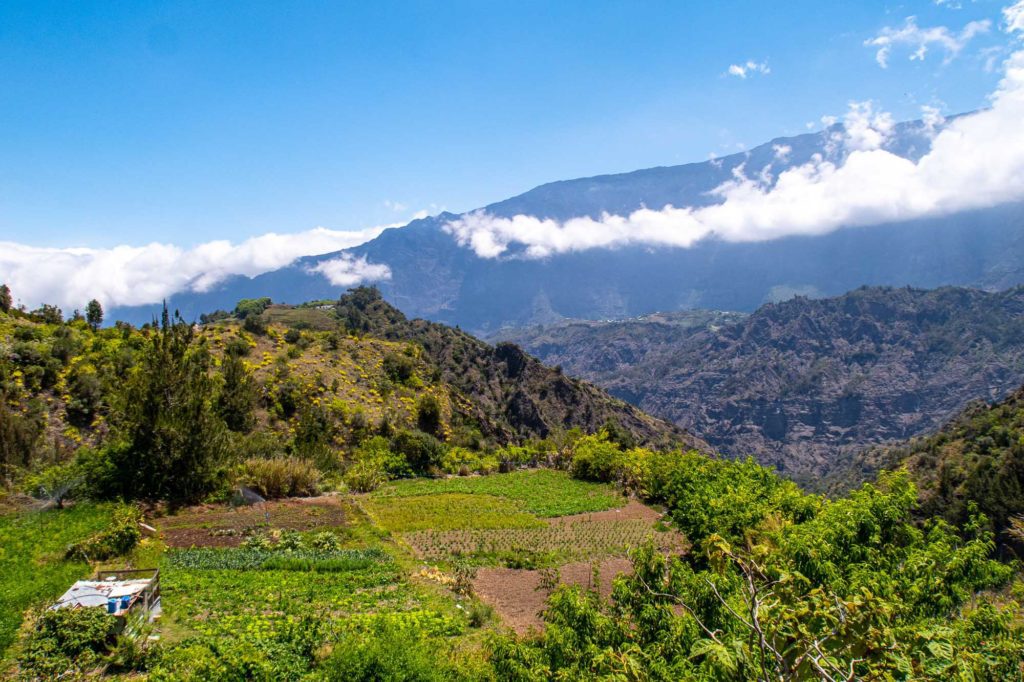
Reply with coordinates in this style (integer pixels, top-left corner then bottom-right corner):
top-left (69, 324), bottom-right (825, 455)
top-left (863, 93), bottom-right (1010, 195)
top-left (416, 393), bottom-right (443, 437)
top-left (375, 469), bottom-right (622, 517)
top-left (85, 299), bottom-right (103, 331)
top-left (364, 493), bottom-right (543, 533)
top-left (65, 504), bottom-right (141, 561)
top-left (492, 466), bottom-right (1024, 681)
top-left (0, 284), bottom-right (11, 314)
top-left (241, 456), bottom-right (321, 498)
top-left (392, 429), bottom-right (446, 474)
top-left (165, 546), bottom-right (390, 572)
top-left (16, 606), bottom-right (119, 679)
top-left (217, 352), bottom-right (257, 432)
top-left (646, 450), bottom-right (818, 545)
top-left (0, 392), bottom-right (41, 477)
top-left (321, 621), bottom-right (466, 681)
top-left (569, 433), bottom-right (624, 482)
top-left (382, 351), bottom-right (416, 385)
top-left (233, 297), bottom-right (272, 319)
top-left (0, 504), bottom-right (113, 657)
top-left (344, 457), bottom-right (388, 492)
top-left (97, 309), bottom-right (230, 506)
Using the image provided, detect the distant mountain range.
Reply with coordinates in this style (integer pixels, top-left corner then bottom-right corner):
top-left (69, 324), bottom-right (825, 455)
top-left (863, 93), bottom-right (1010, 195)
top-left (112, 116), bottom-right (1024, 332)
top-left (494, 286), bottom-right (1024, 486)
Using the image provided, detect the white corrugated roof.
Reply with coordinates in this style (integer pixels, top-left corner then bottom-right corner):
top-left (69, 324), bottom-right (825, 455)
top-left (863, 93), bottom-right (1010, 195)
top-left (51, 578), bottom-right (152, 611)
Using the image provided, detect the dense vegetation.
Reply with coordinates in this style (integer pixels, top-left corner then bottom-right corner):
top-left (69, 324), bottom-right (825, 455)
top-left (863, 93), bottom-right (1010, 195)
top-left (0, 286), bottom-right (688, 507)
top-left (499, 285), bottom-right (1024, 487)
top-left (842, 384), bottom-right (1024, 554)
top-left (1, 284), bottom-right (1022, 679)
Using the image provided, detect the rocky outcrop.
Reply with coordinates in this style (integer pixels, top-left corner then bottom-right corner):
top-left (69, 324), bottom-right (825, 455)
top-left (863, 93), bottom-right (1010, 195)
top-left (497, 286), bottom-right (1024, 486)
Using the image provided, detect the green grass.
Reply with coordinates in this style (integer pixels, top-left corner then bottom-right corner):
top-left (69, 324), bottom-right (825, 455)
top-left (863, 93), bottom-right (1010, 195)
top-left (373, 469), bottom-right (624, 517)
top-left (363, 493), bottom-right (543, 532)
top-left (0, 504), bottom-right (114, 658)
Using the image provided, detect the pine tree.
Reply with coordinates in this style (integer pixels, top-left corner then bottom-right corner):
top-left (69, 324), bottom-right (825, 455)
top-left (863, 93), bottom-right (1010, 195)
top-left (104, 307), bottom-right (229, 506)
top-left (85, 299), bottom-right (103, 330)
top-left (0, 284), bottom-right (11, 314)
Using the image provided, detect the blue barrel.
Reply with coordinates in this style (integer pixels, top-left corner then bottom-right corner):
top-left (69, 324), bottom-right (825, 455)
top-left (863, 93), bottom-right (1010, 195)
top-left (120, 595), bottom-right (131, 609)
top-left (107, 598), bottom-right (117, 614)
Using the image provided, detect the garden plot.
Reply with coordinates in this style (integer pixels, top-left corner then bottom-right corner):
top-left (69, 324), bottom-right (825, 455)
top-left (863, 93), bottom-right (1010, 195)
top-left (156, 496), bottom-right (350, 548)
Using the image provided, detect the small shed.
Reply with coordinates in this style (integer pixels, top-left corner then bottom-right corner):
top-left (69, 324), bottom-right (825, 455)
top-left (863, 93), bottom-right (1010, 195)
top-left (51, 568), bottom-right (160, 635)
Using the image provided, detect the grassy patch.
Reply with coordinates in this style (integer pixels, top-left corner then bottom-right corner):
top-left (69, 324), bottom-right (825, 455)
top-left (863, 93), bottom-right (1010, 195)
top-left (373, 469), bottom-right (623, 517)
top-left (363, 493), bottom-right (543, 533)
top-left (0, 504), bottom-right (114, 658)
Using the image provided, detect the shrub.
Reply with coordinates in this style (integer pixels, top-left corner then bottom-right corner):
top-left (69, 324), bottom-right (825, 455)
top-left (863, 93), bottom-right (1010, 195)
top-left (66, 505), bottom-right (142, 561)
top-left (242, 457), bottom-right (320, 499)
top-left (382, 352), bottom-right (416, 385)
top-left (392, 430), bottom-right (446, 475)
top-left (568, 434), bottom-right (623, 482)
top-left (344, 458), bottom-right (388, 493)
top-left (415, 394), bottom-right (443, 437)
top-left (17, 606), bottom-right (119, 678)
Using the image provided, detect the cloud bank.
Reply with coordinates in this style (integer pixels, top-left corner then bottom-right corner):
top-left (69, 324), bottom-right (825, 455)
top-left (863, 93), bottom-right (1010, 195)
top-left (445, 45), bottom-right (1024, 259)
top-left (0, 224), bottom-right (395, 312)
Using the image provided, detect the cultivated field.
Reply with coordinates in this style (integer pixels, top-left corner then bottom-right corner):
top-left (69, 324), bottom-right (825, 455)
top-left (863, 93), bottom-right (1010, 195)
top-left (0, 470), bottom-right (687, 674)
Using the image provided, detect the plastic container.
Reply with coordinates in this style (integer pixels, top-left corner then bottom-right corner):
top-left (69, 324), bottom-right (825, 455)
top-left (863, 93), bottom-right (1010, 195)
top-left (121, 595), bottom-right (132, 609)
top-left (107, 598), bottom-right (118, 614)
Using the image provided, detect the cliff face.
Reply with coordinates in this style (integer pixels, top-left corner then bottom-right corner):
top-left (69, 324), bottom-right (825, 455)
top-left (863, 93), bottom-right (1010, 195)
top-left (497, 287), bottom-right (1024, 485)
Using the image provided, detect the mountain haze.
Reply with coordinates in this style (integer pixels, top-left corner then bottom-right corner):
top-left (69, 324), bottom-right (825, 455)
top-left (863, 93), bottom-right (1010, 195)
top-left (112, 117), bottom-right (1024, 331)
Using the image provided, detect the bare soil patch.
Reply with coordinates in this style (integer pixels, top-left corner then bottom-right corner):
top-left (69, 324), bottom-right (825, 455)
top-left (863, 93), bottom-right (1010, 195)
top-left (156, 496), bottom-right (348, 548)
top-left (473, 557), bottom-right (634, 635)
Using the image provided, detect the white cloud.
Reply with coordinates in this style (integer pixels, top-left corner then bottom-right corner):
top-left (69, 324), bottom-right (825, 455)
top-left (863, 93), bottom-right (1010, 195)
top-left (383, 199), bottom-right (408, 212)
top-left (726, 60), bottom-right (770, 78)
top-left (865, 15), bottom-right (990, 68)
top-left (772, 144), bottom-right (792, 162)
top-left (1006, 0), bottom-right (1024, 33)
top-left (444, 46), bottom-right (1024, 259)
top-left (306, 254), bottom-right (392, 286)
top-left (0, 224), bottom-right (395, 313)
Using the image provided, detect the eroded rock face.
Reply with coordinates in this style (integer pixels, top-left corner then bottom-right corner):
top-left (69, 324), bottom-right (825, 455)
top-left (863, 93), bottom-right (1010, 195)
top-left (498, 286), bottom-right (1024, 487)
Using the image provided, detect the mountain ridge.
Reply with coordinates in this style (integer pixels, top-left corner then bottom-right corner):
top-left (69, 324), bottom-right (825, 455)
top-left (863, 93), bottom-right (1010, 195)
top-left (495, 285), bottom-right (1024, 485)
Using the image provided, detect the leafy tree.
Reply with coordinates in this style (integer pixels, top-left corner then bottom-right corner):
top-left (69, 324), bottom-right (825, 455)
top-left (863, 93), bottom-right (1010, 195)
top-left (416, 394), bottom-right (443, 437)
top-left (232, 297), bottom-right (272, 319)
top-left (217, 353), bottom-right (257, 432)
top-left (85, 299), bottom-right (103, 330)
top-left (568, 432), bottom-right (623, 482)
top-left (31, 303), bottom-right (62, 324)
top-left (0, 392), bottom-right (41, 477)
top-left (0, 284), bottom-right (11, 313)
top-left (392, 429), bottom-right (445, 474)
top-left (293, 401), bottom-right (336, 469)
top-left (98, 308), bottom-right (230, 506)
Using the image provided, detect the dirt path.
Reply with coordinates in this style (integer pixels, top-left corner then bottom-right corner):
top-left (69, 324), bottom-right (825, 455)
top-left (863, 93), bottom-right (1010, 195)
top-left (473, 557), bottom-right (634, 634)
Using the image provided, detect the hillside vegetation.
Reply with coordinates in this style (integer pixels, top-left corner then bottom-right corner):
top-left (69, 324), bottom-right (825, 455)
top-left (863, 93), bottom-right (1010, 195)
top-left (0, 287), bottom-right (692, 499)
top-left (838, 383), bottom-right (1024, 551)
top-left (499, 285), bottom-right (1024, 485)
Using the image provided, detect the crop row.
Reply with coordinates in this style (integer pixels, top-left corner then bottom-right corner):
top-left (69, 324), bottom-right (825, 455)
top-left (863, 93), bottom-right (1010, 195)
top-left (403, 519), bottom-right (686, 562)
top-left (165, 546), bottom-right (391, 571)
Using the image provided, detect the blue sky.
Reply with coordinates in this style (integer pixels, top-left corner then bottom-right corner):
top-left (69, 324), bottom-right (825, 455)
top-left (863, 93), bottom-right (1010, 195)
top-left (0, 0), bottom-right (1010, 250)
